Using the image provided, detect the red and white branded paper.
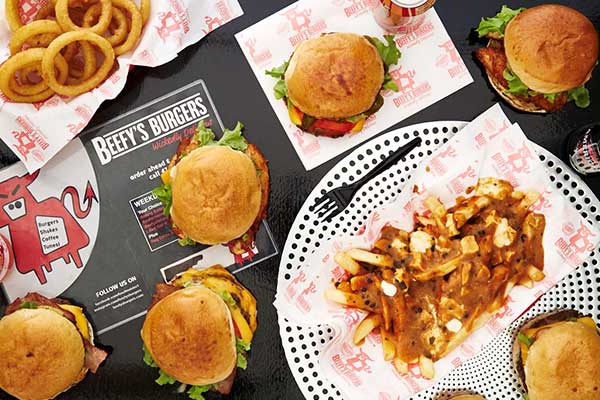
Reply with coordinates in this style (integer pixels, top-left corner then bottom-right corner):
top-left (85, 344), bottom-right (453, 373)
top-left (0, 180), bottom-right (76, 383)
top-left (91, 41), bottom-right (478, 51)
top-left (275, 104), bottom-right (600, 398)
top-left (0, 0), bottom-right (243, 172)
top-left (235, 1), bottom-right (473, 170)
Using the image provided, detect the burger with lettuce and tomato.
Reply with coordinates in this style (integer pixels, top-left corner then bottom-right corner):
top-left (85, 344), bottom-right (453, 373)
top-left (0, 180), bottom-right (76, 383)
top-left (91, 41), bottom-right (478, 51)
top-left (141, 265), bottom-right (256, 400)
top-left (475, 4), bottom-right (598, 113)
top-left (266, 32), bottom-right (401, 137)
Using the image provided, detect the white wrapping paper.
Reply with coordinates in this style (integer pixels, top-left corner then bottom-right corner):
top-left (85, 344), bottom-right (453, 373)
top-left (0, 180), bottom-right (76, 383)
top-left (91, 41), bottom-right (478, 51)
top-left (275, 104), bottom-right (600, 399)
top-left (235, 1), bottom-right (473, 170)
top-left (0, 0), bottom-right (243, 172)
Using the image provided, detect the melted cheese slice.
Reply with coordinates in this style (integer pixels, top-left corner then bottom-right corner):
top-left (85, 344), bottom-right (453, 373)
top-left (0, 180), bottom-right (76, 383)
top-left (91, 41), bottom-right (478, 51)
top-left (58, 304), bottom-right (90, 341)
top-left (520, 317), bottom-right (597, 366)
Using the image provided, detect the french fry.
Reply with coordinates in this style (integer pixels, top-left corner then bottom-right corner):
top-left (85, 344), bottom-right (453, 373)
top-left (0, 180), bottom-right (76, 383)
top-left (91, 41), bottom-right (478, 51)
top-left (419, 355), bottom-right (435, 379)
top-left (381, 329), bottom-right (396, 361)
top-left (526, 264), bottom-right (545, 282)
top-left (334, 252), bottom-right (361, 275)
top-left (425, 196), bottom-right (446, 218)
top-left (353, 314), bottom-right (381, 345)
top-left (393, 358), bottom-right (408, 375)
top-left (380, 293), bottom-right (392, 331)
top-left (413, 256), bottom-right (463, 281)
top-left (346, 248), bottom-right (393, 268)
top-left (325, 289), bottom-right (376, 312)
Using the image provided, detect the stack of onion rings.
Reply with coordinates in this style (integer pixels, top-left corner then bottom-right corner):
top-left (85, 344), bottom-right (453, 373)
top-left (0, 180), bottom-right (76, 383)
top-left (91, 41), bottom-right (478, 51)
top-left (1, 0), bottom-right (149, 103)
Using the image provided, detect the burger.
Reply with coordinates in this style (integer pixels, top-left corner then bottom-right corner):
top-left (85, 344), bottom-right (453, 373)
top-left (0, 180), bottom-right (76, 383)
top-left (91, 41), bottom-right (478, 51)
top-left (0, 293), bottom-right (107, 400)
top-left (141, 265), bottom-right (257, 400)
top-left (153, 121), bottom-right (269, 255)
top-left (475, 5), bottom-right (598, 113)
top-left (512, 310), bottom-right (600, 399)
top-left (266, 33), bottom-right (401, 137)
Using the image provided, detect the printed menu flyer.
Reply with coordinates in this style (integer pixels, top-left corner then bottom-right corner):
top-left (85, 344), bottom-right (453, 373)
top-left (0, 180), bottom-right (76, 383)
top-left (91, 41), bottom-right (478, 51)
top-left (0, 80), bottom-right (278, 334)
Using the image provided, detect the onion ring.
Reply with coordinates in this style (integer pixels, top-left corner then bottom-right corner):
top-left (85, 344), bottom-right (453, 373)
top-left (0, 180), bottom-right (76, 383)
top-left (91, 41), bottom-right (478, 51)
top-left (55, 0), bottom-right (112, 34)
top-left (140, 0), bottom-right (150, 25)
top-left (42, 31), bottom-right (115, 97)
top-left (83, 4), bottom-right (129, 46)
top-left (0, 48), bottom-right (68, 103)
top-left (66, 40), bottom-right (97, 84)
top-left (5, 0), bottom-right (23, 32)
top-left (9, 20), bottom-right (64, 55)
top-left (111, 0), bottom-right (143, 56)
top-left (9, 63), bottom-right (48, 95)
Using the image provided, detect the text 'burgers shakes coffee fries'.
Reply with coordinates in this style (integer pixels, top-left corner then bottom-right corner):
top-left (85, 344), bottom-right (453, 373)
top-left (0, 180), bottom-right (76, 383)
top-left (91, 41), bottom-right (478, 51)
top-left (475, 5), bottom-right (599, 113)
top-left (152, 121), bottom-right (270, 256)
top-left (325, 178), bottom-right (546, 379)
top-left (141, 266), bottom-right (257, 400)
top-left (266, 33), bottom-right (401, 137)
top-left (0, 293), bottom-right (107, 400)
top-left (513, 310), bottom-right (600, 400)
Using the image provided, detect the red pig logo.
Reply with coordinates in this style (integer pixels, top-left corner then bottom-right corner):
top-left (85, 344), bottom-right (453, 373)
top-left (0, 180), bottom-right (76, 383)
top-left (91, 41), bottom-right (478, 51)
top-left (0, 171), bottom-right (97, 284)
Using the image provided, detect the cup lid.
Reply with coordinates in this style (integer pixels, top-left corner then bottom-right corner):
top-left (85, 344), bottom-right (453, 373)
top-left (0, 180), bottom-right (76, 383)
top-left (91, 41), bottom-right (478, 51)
top-left (391, 0), bottom-right (428, 7)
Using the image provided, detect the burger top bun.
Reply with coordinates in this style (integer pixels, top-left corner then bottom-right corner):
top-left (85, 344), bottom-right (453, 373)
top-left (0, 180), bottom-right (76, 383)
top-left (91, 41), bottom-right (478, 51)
top-left (504, 4), bottom-right (599, 94)
top-left (171, 145), bottom-right (261, 245)
top-left (285, 32), bottom-right (384, 119)
top-left (524, 321), bottom-right (600, 400)
top-left (0, 308), bottom-right (86, 400)
top-left (141, 286), bottom-right (237, 386)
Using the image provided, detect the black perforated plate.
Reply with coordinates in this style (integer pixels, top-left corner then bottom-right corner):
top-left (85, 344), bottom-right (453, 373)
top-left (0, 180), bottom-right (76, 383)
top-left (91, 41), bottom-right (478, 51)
top-left (277, 122), bottom-right (600, 400)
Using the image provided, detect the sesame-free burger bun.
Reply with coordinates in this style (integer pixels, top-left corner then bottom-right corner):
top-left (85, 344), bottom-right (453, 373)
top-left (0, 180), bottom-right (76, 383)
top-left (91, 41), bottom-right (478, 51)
top-left (505, 5), bottom-right (599, 94)
top-left (141, 286), bottom-right (237, 386)
top-left (524, 321), bottom-right (600, 400)
top-left (171, 146), bottom-right (261, 244)
top-left (0, 308), bottom-right (86, 400)
top-left (285, 32), bottom-right (384, 119)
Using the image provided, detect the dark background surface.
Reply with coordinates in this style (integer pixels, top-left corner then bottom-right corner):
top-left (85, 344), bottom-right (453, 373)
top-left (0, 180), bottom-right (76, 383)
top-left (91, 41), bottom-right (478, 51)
top-left (1, 0), bottom-right (600, 399)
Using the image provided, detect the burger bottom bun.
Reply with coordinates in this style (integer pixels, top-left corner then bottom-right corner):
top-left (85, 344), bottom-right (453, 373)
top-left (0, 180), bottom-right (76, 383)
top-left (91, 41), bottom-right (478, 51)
top-left (141, 286), bottom-right (237, 386)
top-left (0, 308), bottom-right (86, 400)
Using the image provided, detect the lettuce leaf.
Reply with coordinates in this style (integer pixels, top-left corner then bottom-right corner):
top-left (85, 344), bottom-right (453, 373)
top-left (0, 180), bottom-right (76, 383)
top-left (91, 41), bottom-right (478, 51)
top-left (502, 68), bottom-right (529, 96)
top-left (266, 61), bottom-right (289, 100)
top-left (196, 122), bottom-right (216, 145)
top-left (367, 35), bottom-right (401, 68)
top-left (156, 369), bottom-right (176, 385)
top-left (178, 237), bottom-right (196, 247)
top-left (568, 86), bottom-right (591, 108)
top-left (543, 93), bottom-right (559, 103)
top-left (18, 301), bottom-right (38, 309)
top-left (188, 385), bottom-right (213, 400)
top-left (346, 114), bottom-right (367, 123)
top-left (217, 122), bottom-right (248, 151)
top-left (382, 72), bottom-right (399, 92)
top-left (220, 291), bottom-right (237, 307)
top-left (517, 332), bottom-right (533, 348)
top-left (152, 183), bottom-right (172, 217)
top-left (142, 345), bottom-right (158, 368)
top-left (476, 6), bottom-right (526, 37)
top-left (236, 338), bottom-right (251, 370)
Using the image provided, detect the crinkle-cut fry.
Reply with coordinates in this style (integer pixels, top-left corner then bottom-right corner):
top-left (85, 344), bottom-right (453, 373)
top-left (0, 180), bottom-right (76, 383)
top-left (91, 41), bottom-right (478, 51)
top-left (425, 196), bottom-right (446, 218)
top-left (381, 329), bottom-right (396, 361)
top-left (393, 358), bottom-right (408, 375)
top-left (346, 248), bottom-right (393, 268)
top-left (419, 355), bottom-right (435, 379)
top-left (413, 256), bottom-right (463, 281)
top-left (334, 252), bottom-right (361, 275)
top-left (353, 314), bottom-right (381, 345)
top-left (526, 264), bottom-right (545, 282)
top-left (324, 288), bottom-right (377, 312)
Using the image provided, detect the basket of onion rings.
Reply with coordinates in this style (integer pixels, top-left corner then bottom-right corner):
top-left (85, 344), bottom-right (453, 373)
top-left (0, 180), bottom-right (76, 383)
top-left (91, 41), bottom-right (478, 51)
top-left (1, 0), bottom-right (150, 102)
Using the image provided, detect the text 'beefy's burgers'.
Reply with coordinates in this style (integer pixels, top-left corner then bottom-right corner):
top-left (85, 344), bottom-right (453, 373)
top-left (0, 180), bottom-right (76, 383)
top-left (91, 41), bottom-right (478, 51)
top-left (0, 293), bottom-right (107, 400)
top-left (141, 265), bottom-right (257, 400)
top-left (266, 33), bottom-right (401, 137)
top-left (513, 310), bottom-right (600, 400)
top-left (475, 5), bottom-right (598, 113)
top-left (153, 122), bottom-right (269, 255)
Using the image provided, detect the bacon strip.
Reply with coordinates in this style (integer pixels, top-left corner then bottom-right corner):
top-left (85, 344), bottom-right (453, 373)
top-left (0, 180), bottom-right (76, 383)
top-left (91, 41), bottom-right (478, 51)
top-left (5, 292), bottom-right (76, 323)
top-left (84, 339), bottom-right (108, 373)
top-left (148, 283), bottom-right (181, 310)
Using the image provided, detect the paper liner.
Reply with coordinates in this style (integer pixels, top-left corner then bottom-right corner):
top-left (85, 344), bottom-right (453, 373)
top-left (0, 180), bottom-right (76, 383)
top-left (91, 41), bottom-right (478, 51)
top-left (275, 104), bottom-right (600, 399)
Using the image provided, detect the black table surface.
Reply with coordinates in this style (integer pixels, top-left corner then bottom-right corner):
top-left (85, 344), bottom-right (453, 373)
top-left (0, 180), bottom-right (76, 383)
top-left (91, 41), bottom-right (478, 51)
top-left (1, 1), bottom-right (600, 399)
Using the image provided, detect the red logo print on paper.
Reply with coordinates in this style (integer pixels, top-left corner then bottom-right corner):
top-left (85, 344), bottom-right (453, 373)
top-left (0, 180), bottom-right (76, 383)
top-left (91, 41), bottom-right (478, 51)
top-left (155, 1), bottom-right (189, 44)
top-left (343, 344), bottom-right (374, 373)
top-left (394, 19), bottom-right (434, 46)
top-left (334, 0), bottom-right (378, 18)
top-left (530, 187), bottom-right (553, 212)
top-left (295, 280), bottom-right (317, 312)
top-left (281, 6), bottom-right (327, 46)
top-left (556, 222), bottom-right (596, 266)
top-left (476, 119), bottom-right (510, 148)
top-left (491, 142), bottom-right (534, 186)
top-left (11, 116), bottom-right (49, 163)
top-left (202, 0), bottom-right (234, 34)
top-left (285, 270), bottom-right (306, 299)
top-left (19, 0), bottom-right (46, 24)
top-left (447, 165), bottom-right (477, 194)
top-left (389, 68), bottom-right (432, 108)
top-left (378, 393), bottom-right (400, 400)
top-left (459, 342), bottom-right (475, 358)
top-left (243, 37), bottom-right (272, 66)
top-left (435, 40), bottom-right (467, 78)
top-left (486, 295), bottom-right (515, 335)
top-left (0, 171), bottom-right (97, 284)
top-left (293, 128), bottom-right (320, 157)
top-left (428, 145), bottom-right (457, 176)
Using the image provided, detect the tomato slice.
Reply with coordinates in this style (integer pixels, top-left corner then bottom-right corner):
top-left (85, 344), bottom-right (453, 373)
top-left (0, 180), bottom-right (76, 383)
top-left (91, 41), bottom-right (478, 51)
top-left (309, 119), bottom-right (356, 137)
top-left (232, 318), bottom-right (241, 339)
top-left (0, 234), bottom-right (13, 283)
